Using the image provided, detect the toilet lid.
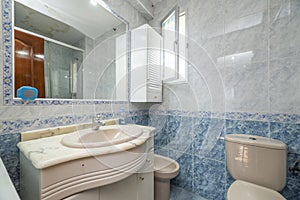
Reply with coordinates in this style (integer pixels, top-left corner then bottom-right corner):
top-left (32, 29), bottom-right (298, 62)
top-left (227, 180), bottom-right (286, 200)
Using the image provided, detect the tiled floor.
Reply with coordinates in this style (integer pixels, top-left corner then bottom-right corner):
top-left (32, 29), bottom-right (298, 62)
top-left (170, 185), bottom-right (207, 200)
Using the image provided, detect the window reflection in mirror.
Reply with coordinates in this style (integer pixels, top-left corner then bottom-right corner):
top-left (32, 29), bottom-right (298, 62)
top-left (13, 0), bottom-right (128, 100)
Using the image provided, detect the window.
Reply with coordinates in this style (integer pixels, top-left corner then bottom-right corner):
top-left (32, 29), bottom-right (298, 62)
top-left (161, 7), bottom-right (187, 83)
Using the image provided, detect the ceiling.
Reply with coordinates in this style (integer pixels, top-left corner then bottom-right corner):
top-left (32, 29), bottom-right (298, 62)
top-left (15, 0), bottom-right (124, 45)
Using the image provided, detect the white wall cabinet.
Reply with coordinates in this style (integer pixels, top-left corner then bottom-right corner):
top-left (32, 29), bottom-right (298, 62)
top-left (130, 24), bottom-right (162, 102)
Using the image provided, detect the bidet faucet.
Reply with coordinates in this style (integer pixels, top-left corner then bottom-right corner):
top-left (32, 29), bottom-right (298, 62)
top-left (92, 114), bottom-right (105, 130)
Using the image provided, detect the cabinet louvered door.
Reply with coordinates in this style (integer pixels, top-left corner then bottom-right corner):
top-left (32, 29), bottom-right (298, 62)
top-left (130, 24), bottom-right (162, 102)
top-left (147, 28), bottom-right (162, 102)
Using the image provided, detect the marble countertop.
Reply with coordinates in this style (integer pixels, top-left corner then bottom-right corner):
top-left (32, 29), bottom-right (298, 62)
top-left (0, 158), bottom-right (20, 200)
top-left (17, 124), bottom-right (155, 169)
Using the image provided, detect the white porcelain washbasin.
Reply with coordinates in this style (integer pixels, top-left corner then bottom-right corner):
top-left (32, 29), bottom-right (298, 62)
top-left (61, 125), bottom-right (143, 148)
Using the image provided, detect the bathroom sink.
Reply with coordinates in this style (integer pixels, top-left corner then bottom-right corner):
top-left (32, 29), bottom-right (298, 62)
top-left (61, 125), bottom-right (143, 148)
top-left (18, 124), bottom-right (154, 200)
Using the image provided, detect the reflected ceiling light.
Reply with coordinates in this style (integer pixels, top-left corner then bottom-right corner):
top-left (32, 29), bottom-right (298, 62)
top-left (217, 51), bottom-right (254, 66)
top-left (90, 0), bottom-right (98, 6)
top-left (35, 54), bottom-right (44, 59)
top-left (16, 50), bottom-right (28, 56)
top-left (95, 0), bottom-right (111, 12)
top-left (225, 12), bottom-right (263, 34)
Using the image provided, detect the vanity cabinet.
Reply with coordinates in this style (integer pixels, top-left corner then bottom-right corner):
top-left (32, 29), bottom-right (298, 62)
top-left (63, 172), bottom-right (153, 200)
top-left (130, 24), bottom-right (162, 102)
top-left (19, 135), bottom-right (154, 200)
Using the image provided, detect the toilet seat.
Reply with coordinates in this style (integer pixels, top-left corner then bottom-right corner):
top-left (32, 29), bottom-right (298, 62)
top-left (227, 180), bottom-right (286, 200)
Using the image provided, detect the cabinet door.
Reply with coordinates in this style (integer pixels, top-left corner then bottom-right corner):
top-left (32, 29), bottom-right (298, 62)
top-left (63, 188), bottom-right (99, 200)
top-left (130, 24), bottom-right (162, 102)
top-left (131, 26), bottom-right (148, 102)
top-left (100, 174), bottom-right (137, 200)
top-left (136, 173), bottom-right (154, 200)
top-left (147, 26), bottom-right (162, 102)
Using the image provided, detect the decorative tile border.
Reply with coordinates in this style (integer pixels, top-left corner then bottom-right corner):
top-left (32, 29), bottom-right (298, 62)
top-left (0, 108), bottom-right (298, 135)
top-left (149, 110), bottom-right (300, 124)
top-left (0, 110), bottom-right (148, 134)
top-left (1, 0), bottom-right (131, 106)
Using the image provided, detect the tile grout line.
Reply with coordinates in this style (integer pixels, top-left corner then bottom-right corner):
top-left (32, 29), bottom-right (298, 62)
top-left (267, 0), bottom-right (272, 138)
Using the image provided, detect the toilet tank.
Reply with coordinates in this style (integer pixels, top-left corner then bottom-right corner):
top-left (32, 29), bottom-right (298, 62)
top-left (225, 134), bottom-right (287, 191)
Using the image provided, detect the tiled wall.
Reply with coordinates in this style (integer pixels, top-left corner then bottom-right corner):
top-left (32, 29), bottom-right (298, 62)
top-left (0, 0), bottom-right (149, 193)
top-left (82, 24), bottom-right (127, 100)
top-left (149, 0), bottom-right (300, 199)
top-left (1, 0), bottom-right (300, 199)
top-left (150, 112), bottom-right (300, 200)
top-left (149, 0), bottom-right (300, 115)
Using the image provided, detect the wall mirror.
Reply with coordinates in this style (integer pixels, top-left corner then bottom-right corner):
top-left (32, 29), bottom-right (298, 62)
top-left (13, 0), bottom-right (129, 101)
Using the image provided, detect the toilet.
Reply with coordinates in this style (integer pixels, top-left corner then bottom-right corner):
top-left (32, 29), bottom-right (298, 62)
top-left (225, 134), bottom-right (287, 200)
top-left (154, 154), bottom-right (180, 200)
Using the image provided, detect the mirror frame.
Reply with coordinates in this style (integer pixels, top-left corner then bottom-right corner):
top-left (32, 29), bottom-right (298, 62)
top-left (2, 0), bottom-right (130, 105)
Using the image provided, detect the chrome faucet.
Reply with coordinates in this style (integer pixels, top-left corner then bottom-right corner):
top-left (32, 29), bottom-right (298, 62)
top-left (92, 114), bottom-right (105, 130)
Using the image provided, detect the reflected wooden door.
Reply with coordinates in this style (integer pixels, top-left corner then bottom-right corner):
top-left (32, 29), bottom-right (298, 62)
top-left (14, 30), bottom-right (45, 98)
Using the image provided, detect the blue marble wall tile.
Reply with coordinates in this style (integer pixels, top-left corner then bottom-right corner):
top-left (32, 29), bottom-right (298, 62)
top-left (148, 115), bottom-right (168, 147)
top-left (270, 122), bottom-right (300, 182)
top-left (226, 119), bottom-right (269, 137)
top-left (280, 179), bottom-right (300, 200)
top-left (270, 122), bottom-right (300, 153)
top-left (170, 185), bottom-right (206, 200)
top-left (166, 115), bottom-right (182, 137)
top-left (193, 156), bottom-right (226, 200)
top-left (154, 146), bottom-right (169, 157)
top-left (126, 114), bottom-right (149, 126)
top-left (167, 116), bottom-right (194, 154)
top-left (193, 118), bottom-right (225, 161)
top-left (169, 150), bottom-right (194, 191)
top-left (0, 133), bottom-right (20, 192)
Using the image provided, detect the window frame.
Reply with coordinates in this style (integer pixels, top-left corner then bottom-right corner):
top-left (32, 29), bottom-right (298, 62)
top-left (161, 6), bottom-right (188, 84)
